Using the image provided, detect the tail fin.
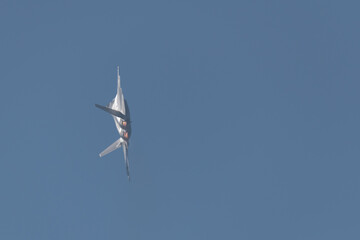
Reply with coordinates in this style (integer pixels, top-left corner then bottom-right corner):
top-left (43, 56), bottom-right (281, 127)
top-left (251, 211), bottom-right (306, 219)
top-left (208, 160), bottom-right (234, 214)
top-left (95, 104), bottom-right (128, 120)
top-left (99, 138), bottom-right (123, 157)
top-left (117, 66), bottom-right (121, 94)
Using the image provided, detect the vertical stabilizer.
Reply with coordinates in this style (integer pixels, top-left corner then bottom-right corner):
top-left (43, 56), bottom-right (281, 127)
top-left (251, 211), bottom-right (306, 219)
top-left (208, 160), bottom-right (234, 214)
top-left (117, 66), bottom-right (121, 94)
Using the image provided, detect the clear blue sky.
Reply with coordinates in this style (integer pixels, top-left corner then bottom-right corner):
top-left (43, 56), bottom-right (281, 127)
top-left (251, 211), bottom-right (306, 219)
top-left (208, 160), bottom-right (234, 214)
top-left (1, 1), bottom-right (360, 239)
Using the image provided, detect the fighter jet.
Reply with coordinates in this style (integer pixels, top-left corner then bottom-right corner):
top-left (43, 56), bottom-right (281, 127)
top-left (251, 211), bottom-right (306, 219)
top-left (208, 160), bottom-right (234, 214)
top-left (95, 66), bottom-right (132, 180)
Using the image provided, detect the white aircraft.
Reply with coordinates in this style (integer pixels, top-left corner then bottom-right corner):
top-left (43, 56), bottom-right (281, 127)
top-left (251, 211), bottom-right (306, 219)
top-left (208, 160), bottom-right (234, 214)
top-left (95, 66), bottom-right (132, 180)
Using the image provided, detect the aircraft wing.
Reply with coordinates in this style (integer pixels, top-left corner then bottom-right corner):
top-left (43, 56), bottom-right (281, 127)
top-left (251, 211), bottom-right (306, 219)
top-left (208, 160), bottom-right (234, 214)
top-left (95, 104), bottom-right (128, 120)
top-left (99, 138), bottom-right (123, 157)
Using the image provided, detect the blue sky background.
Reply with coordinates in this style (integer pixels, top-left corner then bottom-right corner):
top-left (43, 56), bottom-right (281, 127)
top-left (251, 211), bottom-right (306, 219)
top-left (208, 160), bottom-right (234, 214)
top-left (1, 1), bottom-right (360, 239)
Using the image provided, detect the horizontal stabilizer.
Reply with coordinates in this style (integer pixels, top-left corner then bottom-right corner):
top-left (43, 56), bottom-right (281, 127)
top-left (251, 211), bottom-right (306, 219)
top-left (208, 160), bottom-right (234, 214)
top-left (99, 138), bottom-right (123, 157)
top-left (95, 104), bottom-right (128, 120)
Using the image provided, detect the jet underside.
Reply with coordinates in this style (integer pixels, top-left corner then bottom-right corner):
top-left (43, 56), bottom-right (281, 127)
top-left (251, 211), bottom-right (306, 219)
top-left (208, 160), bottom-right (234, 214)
top-left (95, 67), bottom-right (131, 180)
